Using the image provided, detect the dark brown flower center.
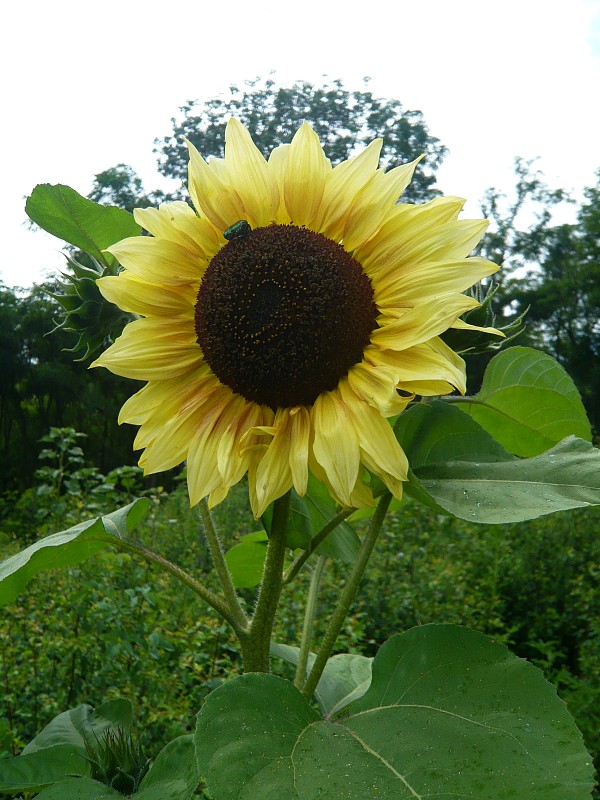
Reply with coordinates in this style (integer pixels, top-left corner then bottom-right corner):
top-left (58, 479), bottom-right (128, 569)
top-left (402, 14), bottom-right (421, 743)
top-left (194, 224), bottom-right (377, 409)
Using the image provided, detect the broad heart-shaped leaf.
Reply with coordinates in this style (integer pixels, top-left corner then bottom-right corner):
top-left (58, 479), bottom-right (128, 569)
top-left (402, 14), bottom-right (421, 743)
top-left (457, 346), bottom-right (592, 456)
top-left (196, 625), bottom-right (594, 800)
top-left (395, 401), bottom-right (600, 523)
top-left (25, 184), bottom-right (141, 269)
top-left (0, 700), bottom-right (133, 794)
top-left (225, 531), bottom-right (268, 589)
top-left (271, 642), bottom-right (372, 718)
top-left (0, 499), bottom-right (150, 606)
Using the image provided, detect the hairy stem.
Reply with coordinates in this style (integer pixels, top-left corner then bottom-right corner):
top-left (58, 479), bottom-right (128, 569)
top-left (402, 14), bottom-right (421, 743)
top-left (240, 492), bottom-right (291, 672)
top-left (302, 492), bottom-right (392, 700)
top-left (199, 498), bottom-right (249, 632)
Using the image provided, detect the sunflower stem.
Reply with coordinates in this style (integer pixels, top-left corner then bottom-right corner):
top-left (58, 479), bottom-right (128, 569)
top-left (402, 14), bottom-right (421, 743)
top-left (294, 555), bottom-right (327, 689)
top-left (283, 506), bottom-right (356, 585)
top-left (240, 491), bottom-right (291, 673)
top-left (301, 492), bottom-right (392, 701)
top-left (199, 499), bottom-right (249, 633)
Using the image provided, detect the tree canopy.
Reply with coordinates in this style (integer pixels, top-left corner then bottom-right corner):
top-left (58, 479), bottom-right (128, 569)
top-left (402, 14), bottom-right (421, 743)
top-left (154, 76), bottom-right (448, 203)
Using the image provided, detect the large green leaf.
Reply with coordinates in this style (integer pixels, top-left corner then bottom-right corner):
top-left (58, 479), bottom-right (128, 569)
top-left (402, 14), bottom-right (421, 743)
top-left (196, 625), bottom-right (594, 800)
top-left (271, 642), bottom-right (372, 718)
top-left (136, 735), bottom-right (198, 800)
top-left (395, 401), bottom-right (600, 523)
top-left (25, 184), bottom-right (141, 269)
top-left (457, 346), bottom-right (592, 456)
top-left (0, 499), bottom-right (150, 606)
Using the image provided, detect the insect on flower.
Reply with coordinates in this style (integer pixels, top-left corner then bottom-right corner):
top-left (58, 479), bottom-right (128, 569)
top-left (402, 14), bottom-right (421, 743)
top-left (224, 220), bottom-right (252, 241)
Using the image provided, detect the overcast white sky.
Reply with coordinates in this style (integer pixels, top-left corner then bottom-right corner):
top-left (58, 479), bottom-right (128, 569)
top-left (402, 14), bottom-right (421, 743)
top-left (2, 0), bottom-right (600, 288)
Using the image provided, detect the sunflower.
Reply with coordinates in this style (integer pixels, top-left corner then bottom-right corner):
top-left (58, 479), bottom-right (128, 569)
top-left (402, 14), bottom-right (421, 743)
top-left (92, 119), bottom-right (500, 517)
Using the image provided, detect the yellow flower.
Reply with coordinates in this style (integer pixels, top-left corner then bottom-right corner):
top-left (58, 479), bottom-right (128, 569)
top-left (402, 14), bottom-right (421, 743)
top-left (93, 119), bottom-right (500, 517)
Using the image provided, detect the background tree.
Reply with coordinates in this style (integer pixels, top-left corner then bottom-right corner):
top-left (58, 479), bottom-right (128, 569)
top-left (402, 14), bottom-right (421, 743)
top-left (88, 164), bottom-right (167, 214)
top-left (502, 172), bottom-right (600, 431)
top-left (0, 283), bottom-right (138, 494)
top-left (154, 76), bottom-right (448, 203)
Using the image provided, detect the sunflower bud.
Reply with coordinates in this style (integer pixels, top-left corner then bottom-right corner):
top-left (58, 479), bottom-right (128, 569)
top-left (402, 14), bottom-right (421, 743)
top-left (83, 727), bottom-right (150, 795)
top-left (48, 254), bottom-right (132, 361)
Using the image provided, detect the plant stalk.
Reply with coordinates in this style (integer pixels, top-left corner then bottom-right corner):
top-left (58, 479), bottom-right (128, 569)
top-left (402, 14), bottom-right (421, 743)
top-left (294, 555), bottom-right (327, 688)
top-left (240, 491), bottom-right (291, 672)
top-left (199, 498), bottom-right (249, 632)
top-left (301, 492), bottom-right (392, 700)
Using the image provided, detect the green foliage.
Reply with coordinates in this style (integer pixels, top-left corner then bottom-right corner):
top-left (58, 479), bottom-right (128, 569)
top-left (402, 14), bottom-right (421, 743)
top-left (0, 497), bottom-right (150, 607)
top-left (479, 162), bottom-right (600, 431)
top-left (0, 284), bottom-right (139, 495)
top-left (395, 401), bottom-right (600, 524)
top-left (25, 184), bottom-right (143, 361)
top-left (155, 76), bottom-right (447, 204)
top-left (457, 345), bottom-right (592, 455)
top-left (0, 699), bottom-right (198, 799)
top-left (25, 185), bottom-right (141, 271)
top-left (271, 644), bottom-right (372, 718)
top-left (1, 480), bottom-right (598, 793)
top-left (87, 165), bottom-right (166, 215)
top-left (195, 626), bottom-right (594, 799)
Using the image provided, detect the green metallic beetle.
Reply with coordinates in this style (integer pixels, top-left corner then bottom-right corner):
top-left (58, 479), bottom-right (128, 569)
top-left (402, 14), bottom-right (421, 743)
top-left (224, 220), bottom-right (252, 241)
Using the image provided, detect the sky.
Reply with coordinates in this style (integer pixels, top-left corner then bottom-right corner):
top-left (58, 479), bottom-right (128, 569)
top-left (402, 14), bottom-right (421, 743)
top-left (2, 0), bottom-right (600, 289)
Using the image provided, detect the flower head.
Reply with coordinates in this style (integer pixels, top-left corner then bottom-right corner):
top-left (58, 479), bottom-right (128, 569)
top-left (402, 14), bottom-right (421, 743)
top-left (93, 119), bottom-right (500, 516)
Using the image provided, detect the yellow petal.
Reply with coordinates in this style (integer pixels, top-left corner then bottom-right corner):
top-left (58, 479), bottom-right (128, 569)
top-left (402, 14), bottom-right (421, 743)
top-left (347, 359), bottom-right (413, 417)
top-left (133, 203), bottom-right (217, 263)
top-left (357, 195), bottom-right (464, 269)
top-left (375, 257), bottom-right (499, 307)
top-left (106, 237), bottom-right (203, 285)
top-left (315, 139), bottom-right (382, 239)
top-left (283, 122), bottom-right (331, 227)
top-left (342, 157), bottom-right (423, 251)
top-left (339, 379), bottom-right (408, 485)
top-left (92, 317), bottom-right (201, 380)
top-left (224, 118), bottom-right (280, 227)
top-left (311, 390), bottom-right (360, 507)
top-left (371, 294), bottom-right (480, 351)
top-left (186, 388), bottom-right (244, 504)
top-left (267, 144), bottom-right (292, 223)
top-left (367, 337), bottom-right (467, 394)
top-left (187, 138), bottom-right (244, 230)
top-left (288, 407), bottom-right (310, 496)
top-left (251, 409), bottom-right (295, 517)
top-left (451, 317), bottom-right (506, 336)
top-left (97, 273), bottom-right (195, 317)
